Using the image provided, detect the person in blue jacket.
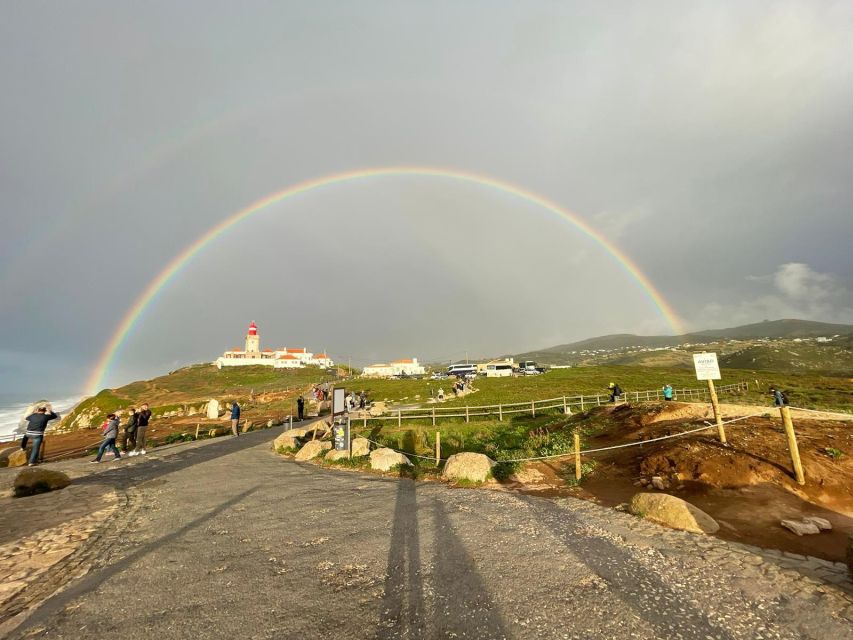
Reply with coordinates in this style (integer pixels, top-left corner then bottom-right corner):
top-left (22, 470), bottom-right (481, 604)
top-left (231, 401), bottom-right (241, 436)
top-left (662, 384), bottom-right (674, 401)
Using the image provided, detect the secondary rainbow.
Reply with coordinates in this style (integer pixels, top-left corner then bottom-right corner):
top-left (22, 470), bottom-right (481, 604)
top-left (85, 166), bottom-right (684, 395)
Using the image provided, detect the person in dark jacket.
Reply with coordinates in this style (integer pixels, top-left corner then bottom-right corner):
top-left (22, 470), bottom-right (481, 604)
top-left (770, 387), bottom-right (787, 407)
top-left (23, 406), bottom-right (59, 466)
top-left (231, 401), bottom-right (241, 436)
top-left (120, 408), bottom-right (138, 454)
top-left (608, 382), bottom-right (623, 403)
top-left (92, 414), bottom-right (121, 462)
top-left (297, 396), bottom-right (305, 421)
top-left (132, 404), bottom-right (152, 456)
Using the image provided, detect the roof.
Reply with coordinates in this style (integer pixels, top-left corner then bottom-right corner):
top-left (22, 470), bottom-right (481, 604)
top-left (286, 348), bottom-right (307, 353)
top-left (366, 363), bottom-right (389, 368)
top-left (277, 354), bottom-right (298, 360)
top-left (392, 359), bottom-right (414, 364)
top-left (315, 353), bottom-right (328, 359)
top-left (262, 349), bottom-right (273, 353)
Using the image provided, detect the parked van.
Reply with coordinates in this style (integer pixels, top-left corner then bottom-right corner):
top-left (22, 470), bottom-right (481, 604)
top-left (484, 364), bottom-right (513, 378)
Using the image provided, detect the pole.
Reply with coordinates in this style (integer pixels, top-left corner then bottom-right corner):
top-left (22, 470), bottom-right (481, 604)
top-left (465, 406), bottom-right (469, 423)
top-left (195, 423), bottom-right (200, 440)
top-left (435, 431), bottom-right (441, 465)
top-left (707, 379), bottom-right (727, 444)
top-left (531, 400), bottom-right (536, 417)
top-left (432, 407), bottom-right (436, 427)
top-left (580, 395), bottom-right (585, 412)
top-left (574, 432), bottom-right (582, 481)
top-left (289, 414), bottom-right (293, 431)
top-left (562, 396), bottom-right (567, 414)
top-left (498, 403), bottom-right (503, 421)
top-left (780, 406), bottom-right (805, 485)
top-left (347, 416), bottom-right (352, 459)
top-left (397, 410), bottom-right (402, 427)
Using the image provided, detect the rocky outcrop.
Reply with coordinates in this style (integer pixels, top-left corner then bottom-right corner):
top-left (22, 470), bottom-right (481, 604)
top-left (442, 452), bottom-right (496, 483)
top-left (630, 493), bottom-right (719, 534)
top-left (294, 440), bottom-right (331, 461)
top-left (14, 468), bottom-right (71, 497)
top-left (369, 448), bottom-right (412, 471)
top-left (351, 437), bottom-right (370, 457)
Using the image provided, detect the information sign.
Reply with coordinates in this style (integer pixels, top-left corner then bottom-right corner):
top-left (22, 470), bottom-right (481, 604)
top-left (693, 352), bottom-right (721, 381)
top-left (332, 388), bottom-right (346, 415)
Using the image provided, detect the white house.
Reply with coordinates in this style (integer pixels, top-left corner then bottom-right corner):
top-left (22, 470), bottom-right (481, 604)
top-left (215, 322), bottom-right (334, 369)
top-left (362, 358), bottom-right (426, 378)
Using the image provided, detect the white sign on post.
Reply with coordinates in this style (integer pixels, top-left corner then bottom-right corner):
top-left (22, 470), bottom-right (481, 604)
top-left (693, 352), bottom-right (721, 381)
top-left (332, 388), bottom-right (346, 415)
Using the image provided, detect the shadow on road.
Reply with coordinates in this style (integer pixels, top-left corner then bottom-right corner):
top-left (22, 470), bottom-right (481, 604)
top-left (517, 494), bottom-right (735, 640)
top-left (377, 479), bottom-right (508, 639)
top-left (12, 485), bottom-right (262, 637)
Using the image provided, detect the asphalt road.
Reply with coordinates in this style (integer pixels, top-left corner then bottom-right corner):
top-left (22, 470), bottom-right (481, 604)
top-left (8, 426), bottom-right (852, 640)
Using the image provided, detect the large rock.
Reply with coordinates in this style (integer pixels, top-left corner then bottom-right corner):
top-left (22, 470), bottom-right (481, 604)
top-left (284, 427), bottom-right (309, 438)
top-left (325, 449), bottom-right (352, 462)
top-left (369, 448), bottom-right (412, 471)
top-left (630, 493), bottom-right (719, 534)
top-left (294, 440), bottom-right (331, 461)
top-left (0, 447), bottom-right (25, 468)
top-left (14, 468), bottom-right (71, 497)
top-left (351, 437), bottom-right (370, 458)
top-left (273, 432), bottom-right (302, 452)
top-left (368, 401), bottom-right (387, 417)
top-left (6, 449), bottom-right (29, 468)
top-left (206, 399), bottom-right (220, 419)
top-left (442, 452), bottom-right (496, 483)
top-left (781, 519), bottom-right (821, 536)
top-left (802, 516), bottom-right (832, 531)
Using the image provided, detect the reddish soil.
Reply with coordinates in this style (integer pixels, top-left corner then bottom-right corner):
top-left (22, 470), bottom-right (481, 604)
top-left (510, 403), bottom-right (853, 562)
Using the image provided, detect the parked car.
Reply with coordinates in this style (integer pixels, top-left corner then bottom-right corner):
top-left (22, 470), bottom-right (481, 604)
top-left (430, 372), bottom-right (449, 380)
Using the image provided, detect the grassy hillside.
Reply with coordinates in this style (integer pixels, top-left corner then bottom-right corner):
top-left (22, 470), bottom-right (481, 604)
top-left (64, 364), bottom-right (331, 430)
top-left (352, 365), bottom-right (853, 413)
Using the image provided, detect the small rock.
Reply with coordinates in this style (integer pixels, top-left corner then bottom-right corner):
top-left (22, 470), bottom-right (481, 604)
top-left (781, 519), bottom-right (821, 536)
top-left (2, 448), bottom-right (28, 468)
top-left (630, 492), bottom-right (719, 534)
top-left (801, 516), bottom-right (832, 531)
top-left (651, 476), bottom-right (666, 491)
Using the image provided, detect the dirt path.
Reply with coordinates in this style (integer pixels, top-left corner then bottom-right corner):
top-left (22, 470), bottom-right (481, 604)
top-left (3, 426), bottom-right (853, 639)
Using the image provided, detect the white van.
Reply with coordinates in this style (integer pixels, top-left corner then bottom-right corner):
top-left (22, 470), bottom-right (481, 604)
top-left (484, 364), bottom-right (513, 378)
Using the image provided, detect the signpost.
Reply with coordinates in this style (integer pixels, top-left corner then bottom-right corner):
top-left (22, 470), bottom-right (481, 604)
top-left (692, 353), bottom-right (726, 444)
top-left (331, 387), bottom-right (350, 456)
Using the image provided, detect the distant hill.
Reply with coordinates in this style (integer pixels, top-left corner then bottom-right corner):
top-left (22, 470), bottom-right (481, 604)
top-left (511, 319), bottom-right (853, 370)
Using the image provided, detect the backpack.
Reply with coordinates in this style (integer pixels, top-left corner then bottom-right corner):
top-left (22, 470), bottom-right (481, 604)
top-left (780, 391), bottom-right (790, 406)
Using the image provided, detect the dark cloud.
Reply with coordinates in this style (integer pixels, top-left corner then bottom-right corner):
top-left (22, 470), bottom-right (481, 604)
top-left (1, 1), bottom-right (851, 392)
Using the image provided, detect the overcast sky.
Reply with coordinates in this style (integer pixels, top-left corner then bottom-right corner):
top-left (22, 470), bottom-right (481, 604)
top-left (1, 1), bottom-right (852, 394)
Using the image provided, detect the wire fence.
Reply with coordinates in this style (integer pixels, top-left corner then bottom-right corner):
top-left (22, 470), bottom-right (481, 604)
top-left (357, 381), bottom-right (750, 426)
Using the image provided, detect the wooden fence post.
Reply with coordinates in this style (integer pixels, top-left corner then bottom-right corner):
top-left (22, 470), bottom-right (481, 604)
top-left (780, 406), bottom-right (805, 485)
top-left (498, 404), bottom-right (503, 421)
top-left (580, 395), bottom-right (585, 412)
top-left (465, 406), bottom-right (469, 423)
top-left (195, 423), bottom-right (200, 440)
top-left (435, 431), bottom-right (441, 465)
top-left (574, 432), bottom-right (582, 481)
top-left (707, 379), bottom-right (727, 444)
top-left (432, 407), bottom-right (436, 427)
top-left (531, 400), bottom-right (536, 417)
top-left (363, 417), bottom-right (367, 430)
top-left (398, 410), bottom-right (402, 427)
top-left (562, 396), bottom-right (568, 414)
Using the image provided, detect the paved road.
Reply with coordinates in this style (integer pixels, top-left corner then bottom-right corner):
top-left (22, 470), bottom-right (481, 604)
top-left (4, 426), bottom-right (853, 639)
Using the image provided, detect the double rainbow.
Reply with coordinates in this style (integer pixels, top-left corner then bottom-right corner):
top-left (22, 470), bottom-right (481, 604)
top-left (85, 166), bottom-right (684, 394)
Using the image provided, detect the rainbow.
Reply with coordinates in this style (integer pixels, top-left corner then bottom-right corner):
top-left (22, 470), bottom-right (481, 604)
top-left (85, 166), bottom-right (684, 394)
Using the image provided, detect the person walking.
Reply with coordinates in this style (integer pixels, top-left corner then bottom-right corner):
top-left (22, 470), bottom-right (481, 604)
top-left (231, 400), bottom-right (241, 436)
top-left (770, 387), bottom-right (788, 407)
top-left (132, 403), bottom-right (152, 456)
top-left (92, 414), bottom-right (121, 463)
top-left (120, 408), bottom-right (138, 454)
top-left (297, 396), bottom-right (305, 421)
top-left (359, 391), bottom-right (366, 410)
top-left (23, 405), bottom-right (59, 466)
top-left (662, 384), bottom-right (674, 401)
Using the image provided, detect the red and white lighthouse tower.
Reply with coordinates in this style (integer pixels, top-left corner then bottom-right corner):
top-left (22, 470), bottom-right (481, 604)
top-left (244, 321), bottom-right (260, 354)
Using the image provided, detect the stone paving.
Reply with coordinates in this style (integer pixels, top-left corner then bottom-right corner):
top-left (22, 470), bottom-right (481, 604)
top-left (0, 426), bottom-right (851, 639)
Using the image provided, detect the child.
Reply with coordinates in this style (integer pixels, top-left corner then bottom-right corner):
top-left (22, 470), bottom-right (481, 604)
top-left (92, 413), bottom-right (121, 463)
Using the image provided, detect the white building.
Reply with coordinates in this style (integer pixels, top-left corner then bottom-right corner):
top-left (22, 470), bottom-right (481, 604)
top-left (215, 322), bottom-right (334, 370)
top-left (362, 358), bottom-right (426, 378)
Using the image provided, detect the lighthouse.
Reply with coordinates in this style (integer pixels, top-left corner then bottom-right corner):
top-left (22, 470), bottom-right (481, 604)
top-left (244, 321), bottom-right (260, 354)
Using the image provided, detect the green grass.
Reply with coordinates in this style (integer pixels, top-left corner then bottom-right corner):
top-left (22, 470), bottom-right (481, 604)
top-left (352, 365), bottom-right (853, 413)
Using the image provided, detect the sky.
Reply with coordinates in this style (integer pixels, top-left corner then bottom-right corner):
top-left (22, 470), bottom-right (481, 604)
top-left (1, 1), bottom-right (852, 394)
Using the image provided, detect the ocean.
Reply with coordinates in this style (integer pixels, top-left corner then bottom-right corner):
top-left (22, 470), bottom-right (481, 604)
top-left (0, 393), bottom-right (83, 441)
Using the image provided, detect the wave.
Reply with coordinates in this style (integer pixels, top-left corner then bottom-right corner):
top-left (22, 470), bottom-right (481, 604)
top-left (0, 395), bottom-right (84, 440)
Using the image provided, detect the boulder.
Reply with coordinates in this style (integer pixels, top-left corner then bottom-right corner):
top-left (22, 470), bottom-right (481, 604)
top-left (6, 449), bottom-right (29, 468)
top-left (273, 432), bottom-right (302, 451)
top-left (350, 437), bottom-right (370, 458)
top-left (651, 476), bottom-right (666, 491)
top-left (802, 516), bottom-right (832, 531)
top-left (294, 440), bottom-right (331, 461)
top-left (781, 519), bottom-right (821, 536)
top-left (284, 427), bottom-right (309, 438)
top-left (369, 448), bottom-right (412, 471)
top-left (442, 452), bottom-right (496, 483)
top-left (368, 401), bottom-right (387, 417)
top-left (325, 449), bottom-right (351, 462)
top-left (14, 468), bottom-right (71, 497)
top-left (630, 493), bottom-right (719, 534)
